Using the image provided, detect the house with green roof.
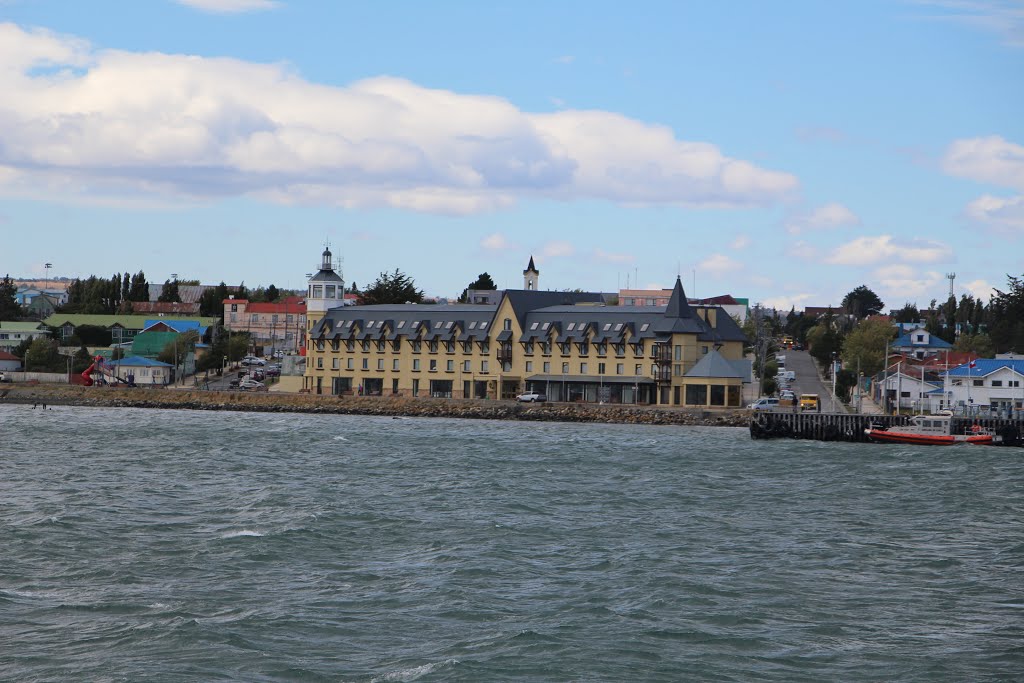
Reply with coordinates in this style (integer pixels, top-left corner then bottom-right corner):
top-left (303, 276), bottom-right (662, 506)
top-left (43, 314), bottom-right (219, 345)
top-left (0, 321), bottom-right (51, 350)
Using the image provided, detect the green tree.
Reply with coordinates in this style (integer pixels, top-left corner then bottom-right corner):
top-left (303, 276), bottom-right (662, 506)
top-left (989, 274), bottom-right (1024, 353)
top-left (841, 285), bottom-right (885, 319)
top-left (199, 282), bottom-right (230, 319)
top-left (158, 278), bottom-right (181, 303)
top-left (893, 302), bottom-right (920, 323)
top-left (954, 332), bottom-right (995, 358)
top-left (24, 338), bottom-right (63, 372)
top-left (157, 330), bottom-right (199, 367)
top-left (807, 318), bottom-right (843, 367)
top-left (360, 269), bottom-right (424, 305)
top-left (840, 317), bottom-right (895, 376)
top-left (0, 274), bottom-right (22, 320)
top-left (265, 284), bottom-right (280, 302)
top-left (227, 334), bottom-right (250, 361)
top-left (835, 368), bottom-right (858, 404)
top-left (129, 271), bottom-right (149, 301)
top-left (458, 272), bottom-right (497, 303)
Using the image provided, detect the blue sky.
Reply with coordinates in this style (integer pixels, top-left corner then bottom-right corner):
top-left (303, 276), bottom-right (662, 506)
top-left (1, 0), bottom-right (1022, 309)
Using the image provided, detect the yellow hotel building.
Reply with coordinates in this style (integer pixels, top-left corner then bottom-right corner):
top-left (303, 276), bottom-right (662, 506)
top-left (303, 253), bottom-right (749, 408)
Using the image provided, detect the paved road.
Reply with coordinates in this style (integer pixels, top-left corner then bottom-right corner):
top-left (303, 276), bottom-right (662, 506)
top-left (777, 349), bottom-right (837, 410)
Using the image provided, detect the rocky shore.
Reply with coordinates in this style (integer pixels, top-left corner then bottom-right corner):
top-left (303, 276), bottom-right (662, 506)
top-left (0, 384), bottom-right (750, 427)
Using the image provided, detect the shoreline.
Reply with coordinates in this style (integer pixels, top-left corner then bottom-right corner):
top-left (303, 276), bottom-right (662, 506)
top-left (0, 384), bottom-right (750, 427)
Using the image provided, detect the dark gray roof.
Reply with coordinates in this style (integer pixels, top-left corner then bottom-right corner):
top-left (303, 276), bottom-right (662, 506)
top-left (685, 350), bottom-right (746, 379)
top-left (314, 304), bottom-right (496, 341)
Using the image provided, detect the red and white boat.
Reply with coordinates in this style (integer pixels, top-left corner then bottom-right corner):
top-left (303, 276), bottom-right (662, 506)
top-left (865, 414), bottom-right (996, 446)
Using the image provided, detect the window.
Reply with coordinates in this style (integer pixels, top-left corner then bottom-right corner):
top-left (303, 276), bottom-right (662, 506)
top-left (1011, 380), bottom-right (1021, 388)
top-left (368, 320), bottom-right (375, 327)
top-left (635, 364), bottom-right (642, 375)
top-left (525, 342), bottom-right (535, 355)
top-left (542, 322), bottom-right (550, 330)
top-left (447, 360), bottom-right (454, 372)
top-left (325, 286), bottom-right (335, 298)
top-left (469, 321), bottom-right (477, 329)
top-left (526, 361), bottom-right (533, 372)
top-left (530, 322), bottom-right (539, 330)
top-left (231, 303), bottom-right (238, 312)
top-left (463, 360), bottom-right (471, 372)
top-left (377, 359), bottom-right (384, 371)
top-left (446, 321), bottom-right (453, 329)
top-left (346, 340), bottom-right (355, 352)
top-left (481, 360), bottom-right (489, 373)
top-left (347, 358), bottom-right (353, 369)
top-left (377, 340), bottom-right (386, 352)
top-left (973, 379), bottom-right (983, 386)
top-left (640, 323), bottom-right (649, 332)
top-left (251, 313), bottom-right (258, 322)
top-left (429, 341), bottom-right (438, 353)
top-left (393, 359), bottom-right (400, 371)
top-left (413, 359), bottom-right (421, 371)
top-left (616, 363), bottom-right (624, 375)
top-left (445, 341), bottom-right (454, 353)
top-left (702, 345), bottom-right (709, 354)
top-left (674, 345), bottom-right (682, 361)
top-left (332, 358), bottom-right (339, 369)
top-left (562, 362), bottom-right (569, 374)
top-left (317, 357), bottom-right (323, 369)
top-left (312, 285), bottom-right (322, 298)
top-left (362, 358), bottom-right (368, 370)
top-left (230, 313), bottom-right (237, 323)
top-left (991, 380), bottom-right (1003, 387)
top-left (598, 362), bottom-right (605, 374)
top-left (479, 322), bottom-right (488, 330)
top-left (361, 340), bottom-right (370, 352)
top-left (430, 359), bottom-right (437, 371)
top-left (412, 340), bottom-right (422, 353)
top-left (580, 362), bottom-right (588, 373)
top-left (316, 340), bottom-right (325, 351)
top-left (567, 322), bottom-right (576, 331)
top-left (603, 323), bottom-right (611, 330)
top-left (504, 318), bottom-right (512, 330)
top-left (397, 320), bottom-right (406, 329)
top-left (272, 314), bottom-right (279, 324)
top-left (435, 321), bottom-right (443, 329)
top-left (916, 334), bottom-right (924, 342)
top-left (543, 361), bottom-right (550, 373)
top-left (413, 379), bottom-right (420, 396)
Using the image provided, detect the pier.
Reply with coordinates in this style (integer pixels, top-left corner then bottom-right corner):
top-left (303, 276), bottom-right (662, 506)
top-left (750, 412), bottom-right (1023, 447)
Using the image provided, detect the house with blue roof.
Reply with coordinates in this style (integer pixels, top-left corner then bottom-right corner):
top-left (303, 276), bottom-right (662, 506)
top-left (943, 355), bottom-right (1024, 416)
top-left (891, 329), bottom-right (953, 360)
top-left (107, 355), bottom-right (173, 386)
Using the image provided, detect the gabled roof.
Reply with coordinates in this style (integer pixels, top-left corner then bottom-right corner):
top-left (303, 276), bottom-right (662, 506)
top-left (43, 314), bottom-right (219, 329)
top-left (0, 321), bottom-right (49, 332)
top-left (685, 349), bottom-right (746, 379)
top-left (112, 355), bottom-right (172, 367)
top-left (892, 331), bottom-right (953, 349)
top-left (502, 289), bottom-right (605, 330)
top-left (0, 350), bottom-right (20, 361)
top-left (947, 358), bottom-right (1024, 378)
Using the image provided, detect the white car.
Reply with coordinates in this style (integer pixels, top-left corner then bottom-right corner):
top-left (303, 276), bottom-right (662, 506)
top-left (516, 392), bottom-right (547, 403)
top-left (238, 378), bottom-right (267, 391)
top-left (749, 397), bottom-right (779, 411)
top-left (241, 356), bottom-right (266, 367)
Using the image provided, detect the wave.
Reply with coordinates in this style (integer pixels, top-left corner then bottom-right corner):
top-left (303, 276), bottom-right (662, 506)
top-left (221, 529), bottom-right (264, 538)
top-left (371, 659), bottom-right (458, 682)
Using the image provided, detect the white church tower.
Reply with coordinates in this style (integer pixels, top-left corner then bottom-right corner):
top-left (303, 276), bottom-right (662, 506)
top-left (306, 245), bottom-right (345, 328)
top-left (523, 255), bottom-right (539, 291)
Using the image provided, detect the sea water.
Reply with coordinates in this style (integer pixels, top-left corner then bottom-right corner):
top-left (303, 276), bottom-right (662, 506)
top-left (1, 404), bottom-right (1021, 681)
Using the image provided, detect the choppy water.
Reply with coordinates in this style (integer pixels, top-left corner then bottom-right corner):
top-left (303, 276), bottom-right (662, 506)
top-left (1, 405), bottom-right (1022, 682)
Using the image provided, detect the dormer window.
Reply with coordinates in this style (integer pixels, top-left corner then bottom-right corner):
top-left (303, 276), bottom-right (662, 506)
top-left (469, 321), bottom-right (477, 329)
top-left (542, 322), bottom-right (550, 330)
top-left (446, 321), bottom-right (454, 329)
top-left (397, 320), bottom-right (405, 328)
top-left (479, 322), bottom-right (488, 330)
top-left (567, 322), bottom-right (576, 331)
top-left (603, 323), bottom-right (611, 330)
top-left (640, 323), bottom-right (650, 332)
top-left (368, 320), bottom-right (375, 327)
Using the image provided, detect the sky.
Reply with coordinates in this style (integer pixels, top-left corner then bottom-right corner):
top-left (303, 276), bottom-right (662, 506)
top-left (1, 0), bottom-right (1022, 310)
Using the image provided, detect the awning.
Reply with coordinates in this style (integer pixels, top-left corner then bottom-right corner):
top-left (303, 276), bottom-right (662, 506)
top-left (496, 330), bottom-right (514, 342)
top-left (525, 374), bottom-right (654, 385)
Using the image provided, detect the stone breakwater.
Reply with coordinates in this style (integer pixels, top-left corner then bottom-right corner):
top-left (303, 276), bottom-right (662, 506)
top-left (0, 385), bottom-right (749, 427)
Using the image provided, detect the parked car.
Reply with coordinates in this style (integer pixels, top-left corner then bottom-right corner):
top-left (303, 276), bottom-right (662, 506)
top-left (241, 356), bottom-right (266, 367)
top-left (264, 367), bottom-right (281, 377)
top-left (238, 378), bottom-right (267, 391)
top-left (249, 370), bottom-right (266, 381)
top-left (749, 397), bottom-right (780, 411)
top-left (516, 392), bottom-right (547, 403)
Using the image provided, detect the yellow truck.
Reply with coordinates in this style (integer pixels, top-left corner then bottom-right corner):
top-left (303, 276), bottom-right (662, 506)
top-left (799, 393), bottom-right (821, 412)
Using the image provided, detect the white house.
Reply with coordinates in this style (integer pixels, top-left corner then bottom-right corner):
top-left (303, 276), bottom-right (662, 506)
top-left (879, 367), bottom-right (944, 413)
top-left (0, 350), bottom-right (22, 372)
top-left (943, 356), bottom-right (1024, 416)
top-left (0, 321), bottom-right (51, 350)
top-left (891, 329), bottom-right (953, 360)
top-left (108, 356), bottom-right (172, 387)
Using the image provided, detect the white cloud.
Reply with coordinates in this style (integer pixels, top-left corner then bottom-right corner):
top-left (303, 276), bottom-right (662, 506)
top-left (964, 194), bottom-right (1024, 231)
top-left (540, 241), bottom-right (575, 258)
top-left (942, 136), bottom-right (1024, 191)
top-left (480, 233), bottom-right (513, 251)
top-left (730, 234), bottom-right (750, 249)
top-left (791, 240), bottom-right (821, 261)
top-left (826, 235), bottom-right (952, 266)
top-left (0, 23), bottom-right (799, 214)
top-left (174, 0), bottom-right (280, 13)
top-left (963, 278), bottom-right (996, 301)
top-left (592, 248), bottom-right (635, 264)
top-left (697, 253), bottom-right (743, 275)
top-left (761, 293), bottom-right (814, 310)
top-left (785, 202), bottom-right (860, 234)
top-left (554, 55), bottom-right (575, 64)
top-left (912, 1), bottom-right (1024, 48)
top-left (871, 265), bottom-right (944, 301)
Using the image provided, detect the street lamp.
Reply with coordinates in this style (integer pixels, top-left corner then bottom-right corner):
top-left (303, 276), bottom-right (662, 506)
top-left (831, 351), bottom-right (837, 413)
top-left (44, 262), bottom-right (52, 293)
